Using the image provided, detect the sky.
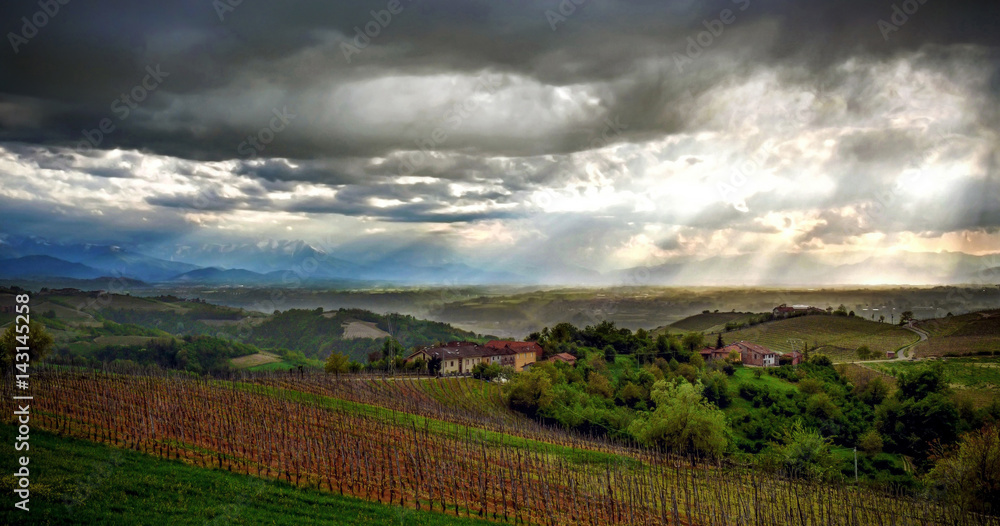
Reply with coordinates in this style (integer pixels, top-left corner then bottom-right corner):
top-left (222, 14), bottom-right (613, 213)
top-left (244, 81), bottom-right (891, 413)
top-left (1, 0), bottom-right (999, 283)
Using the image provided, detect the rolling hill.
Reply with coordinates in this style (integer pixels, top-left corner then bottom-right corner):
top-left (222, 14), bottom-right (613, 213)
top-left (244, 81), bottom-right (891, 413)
top-left (663, 311), bottom-right (760, 334)
top-left (721, 314), bottom-right (919, 361)
top-left (912, 310), bottom-right (1000, 357)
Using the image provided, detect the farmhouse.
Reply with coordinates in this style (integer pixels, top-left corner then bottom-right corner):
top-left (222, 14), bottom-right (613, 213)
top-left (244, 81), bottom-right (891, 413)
top-left (407, 340), bottom-right (541, 375)
top-left (548, 353), bottom-right (577, 366)
top-left (698, 347), bottom-right (731, 362)
top-left (485, 340), bottom-right (542, 371)
top-left (711, 341), bottom-right (780, 367)
top-left (783, 351), bottom-right (804, 366)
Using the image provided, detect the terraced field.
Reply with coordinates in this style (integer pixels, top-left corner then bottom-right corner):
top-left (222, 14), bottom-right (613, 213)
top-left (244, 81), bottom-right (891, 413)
top-left (723, 315), bottom-right (919, 361)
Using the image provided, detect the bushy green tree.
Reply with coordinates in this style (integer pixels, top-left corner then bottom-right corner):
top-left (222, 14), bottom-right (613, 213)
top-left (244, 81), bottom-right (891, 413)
top-left (856, 345), bottom-right (873, 360)
top-left (702, 371), bottom-right (732, 408)
top-left (1, 320), bottom-right (54, 365)
top-left (628, 380), bottom-right (728, 457)
top-left (324, 352), bottom-right (350, 375)
top-left (505, 369), bottom-right (555, 417)
top-left (926, 424), bottom-right (1000, 515)
top-left (774, 421), bottom-right (838, 480)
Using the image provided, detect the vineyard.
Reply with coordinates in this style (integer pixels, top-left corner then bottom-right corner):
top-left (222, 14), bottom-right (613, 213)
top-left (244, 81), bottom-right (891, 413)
top-left (913, 311), bottom-right (1000, 357)
top-left (6, 366), bottom-right (998, 525)
top-left (723, 316), bottom-right (919, 360)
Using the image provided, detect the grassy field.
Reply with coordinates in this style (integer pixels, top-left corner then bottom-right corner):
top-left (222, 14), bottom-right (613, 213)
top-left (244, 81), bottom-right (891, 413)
top-left (0, 425), bottom-right (491, 525)
top-left (723, 315), bottom-right (919, 361)
top-left (870, 356), bottom-right (1000, 389)
top-left (913, 310), bottom-right (1000, 357)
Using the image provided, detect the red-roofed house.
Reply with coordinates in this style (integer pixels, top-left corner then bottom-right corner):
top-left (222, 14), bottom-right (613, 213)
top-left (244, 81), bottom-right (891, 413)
top-left (720, 341), bottom-right (780, 367)
top-left (548, 353), bottom-right (577, 366)
top-left (783, 351), bottom-right (804, 365)
top-left (698, 347), bottom-right (731, 362)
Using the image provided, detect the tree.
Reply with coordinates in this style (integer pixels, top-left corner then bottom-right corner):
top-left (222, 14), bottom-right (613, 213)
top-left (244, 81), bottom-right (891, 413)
top-left (504, 369), bottom-right (555, 417)
top-left (856, 345), bottom-right (873, 360)
top-left (858, 429), bottom-right (883, 456)
top-left (1, 320), bottom-right (54, 366)
top-left (927, 424), bottom-right (1000, 515)
top-left (856, 376), bottom-right (890, 405)
top-left (900, 311), bottom-right (914, 324)
top-left (715, 333), bottom-right (724, 349)
top-left (774, 421), bottom-right (838, 480)
top-left (427, 356), bottom-right (442, 375)
top-left (381, 338), bottom-right (403, 361)
top-left (702, 371), bottom-right (732, 408)
top-left (586, 372), bottom-right (614, 398)
top-left (898, 363), bottom-right (946, 400)
top-left (689, 352), bottom-right (705, 369)
top-left (627, 380), bottom-right (728, 457)
top-left (681, 332), bottom-right (705, 352)
top-left (324, 352), bottom-right (350, 376)
top-left (603, 344), bottom-right (616, 363)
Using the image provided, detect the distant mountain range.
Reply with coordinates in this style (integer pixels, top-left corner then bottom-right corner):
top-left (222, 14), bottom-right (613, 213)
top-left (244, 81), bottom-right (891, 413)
top-left (1, 234), bottom-right (998, 287)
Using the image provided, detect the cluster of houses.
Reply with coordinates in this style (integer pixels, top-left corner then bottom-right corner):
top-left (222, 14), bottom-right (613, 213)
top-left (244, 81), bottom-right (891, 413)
top-left (406, 340), bottom-right (544, 375)
top-left (700, 341), bottom-right (802, 367)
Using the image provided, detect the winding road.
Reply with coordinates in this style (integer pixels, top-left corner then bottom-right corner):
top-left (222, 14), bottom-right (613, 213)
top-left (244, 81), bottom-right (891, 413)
top-left (897, 321), bottom-right (929, 360)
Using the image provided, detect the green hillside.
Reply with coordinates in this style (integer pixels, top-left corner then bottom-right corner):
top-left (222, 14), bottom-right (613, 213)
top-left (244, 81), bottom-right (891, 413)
top-left (665, 311), bottom-right (761, 334)
top-left (722, 315), bottom-right (919, 361)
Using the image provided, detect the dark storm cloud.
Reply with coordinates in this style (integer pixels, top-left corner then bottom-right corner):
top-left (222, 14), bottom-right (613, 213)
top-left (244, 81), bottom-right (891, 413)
top-left (2, 0), bottom-right (998, 164)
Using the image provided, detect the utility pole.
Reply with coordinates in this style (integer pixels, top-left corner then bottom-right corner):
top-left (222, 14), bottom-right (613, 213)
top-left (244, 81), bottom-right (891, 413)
top-left (854, 447), bottom-right (858, 483)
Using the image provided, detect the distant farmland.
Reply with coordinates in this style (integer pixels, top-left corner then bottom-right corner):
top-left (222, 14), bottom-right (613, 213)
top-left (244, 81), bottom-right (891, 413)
top-left (723, 315), bottom-right (919, 361)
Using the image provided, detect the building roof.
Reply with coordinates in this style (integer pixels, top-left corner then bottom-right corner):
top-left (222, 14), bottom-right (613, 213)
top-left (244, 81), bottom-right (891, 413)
top-left (407, 342), bottom-right (504, 361)
top-left (726, 341), bottom-right (777, 355)
top-left (549, 353), bottom-right (577, 363)
top-left (485, 340), bottom-right (542, 354)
